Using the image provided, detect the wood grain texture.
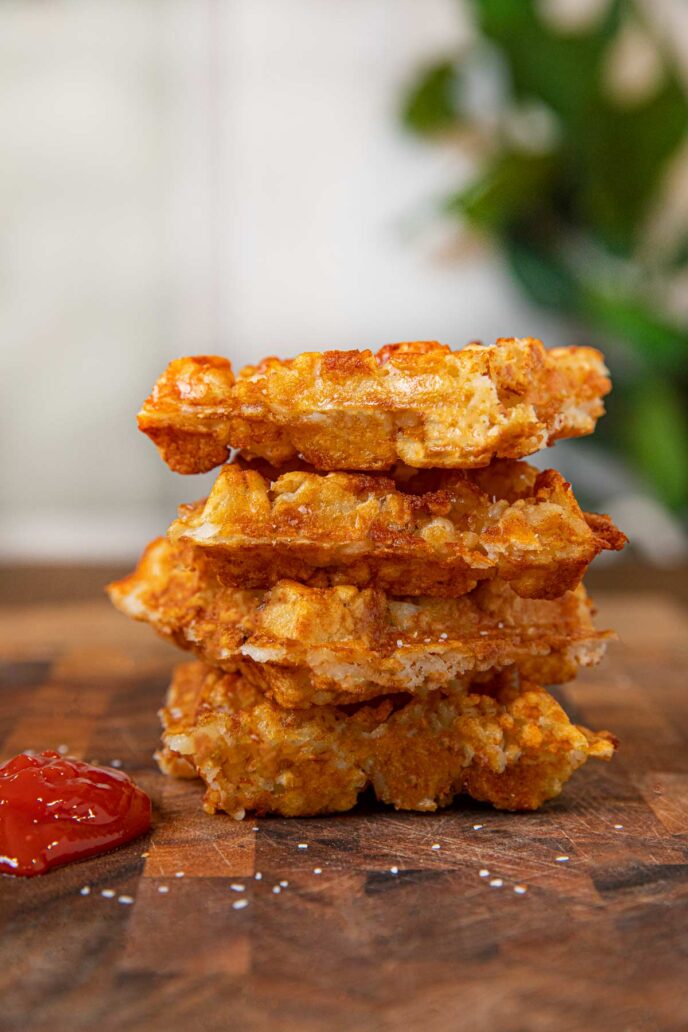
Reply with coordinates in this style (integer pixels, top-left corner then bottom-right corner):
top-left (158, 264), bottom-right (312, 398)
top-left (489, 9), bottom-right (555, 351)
top-left (1, 584), bottom-right (687, 1032)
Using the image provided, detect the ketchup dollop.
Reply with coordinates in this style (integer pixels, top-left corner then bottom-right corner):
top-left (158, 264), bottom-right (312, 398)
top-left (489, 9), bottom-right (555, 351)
top-left (0, 751), bottom-right (152, 877)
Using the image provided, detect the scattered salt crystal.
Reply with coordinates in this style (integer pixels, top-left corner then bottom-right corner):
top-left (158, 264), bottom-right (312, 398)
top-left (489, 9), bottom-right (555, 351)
top-left (489, 878), bottom-right (503, 888)
top-left (57, 744), bottom-right (69, 755)
top-left (389, 866), bottom-right (399, 875)
top-left (110, 759), bottom-right (123, 768)
top-left (254, 872), bottom-right (263, 881)
top-left (431, 843), bottom-right (441, 851)
top-left (230, 884), bottom-right (245, 892)
top-left (232, 899), bottom-right (249, 910)
top-left (80, 886), bottom-right (91, 896)
top-left (272, 886), bottom-right (281, 894)
top-left (313, 868), bottom-right (322, 875)
top-left (396, 640), bottom-right (403, 648)
top-left (473, 824), bottom-right (483, 830)
top-left (118, 895), bottom-right (134, 905)
top-left (101, 889), bottom-right (115, 899)
top-left (175, 871), bottom-right (185, 878)
top-left (297, 843), bottom-right (308, 849)
top-left (158, 886), bottom-right (169, 894)
top-left (279, 880), bottom-right (288, 887)
top-left (439, 632), bottom-right (448, 640)
top-left (252, 826), bottom-right (259, 832)
top-left (514, 885), bottom-right (528, 895)
top-left (555, 856), bottom-right (569, 863)
top-left (479, 869), bottom-right (489, 878)
top-left (140, 851), bottom-right (149, 858)
top-left (614, 824), bottom-right (624, 830)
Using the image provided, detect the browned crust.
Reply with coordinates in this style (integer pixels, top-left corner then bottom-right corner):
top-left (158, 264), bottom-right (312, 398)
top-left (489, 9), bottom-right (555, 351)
top-left (107, 537), bottom-right (612, 709)
top-left (156, 662), bottom-right (616, 817)
top-left (138, 338), bottom-right (611, 473)
top-left (171, 459), bottom-right (625, 599)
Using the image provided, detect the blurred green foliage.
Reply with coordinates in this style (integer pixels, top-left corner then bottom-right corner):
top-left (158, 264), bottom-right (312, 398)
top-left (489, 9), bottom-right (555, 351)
top-left (402, 0), bottom-right (688, 512)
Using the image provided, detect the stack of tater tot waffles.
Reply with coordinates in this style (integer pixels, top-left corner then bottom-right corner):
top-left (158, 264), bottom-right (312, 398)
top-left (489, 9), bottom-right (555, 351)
top-left (109, 338), bottom-right (626, 819)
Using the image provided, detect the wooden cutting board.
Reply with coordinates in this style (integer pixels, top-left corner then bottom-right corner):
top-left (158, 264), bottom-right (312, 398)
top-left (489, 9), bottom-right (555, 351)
top-left (1, 588), bottom-right (687, 1032)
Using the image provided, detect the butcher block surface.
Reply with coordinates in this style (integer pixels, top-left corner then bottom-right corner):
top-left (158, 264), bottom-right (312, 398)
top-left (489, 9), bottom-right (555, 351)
top-left (1, 576), bottom-right (687, 1032)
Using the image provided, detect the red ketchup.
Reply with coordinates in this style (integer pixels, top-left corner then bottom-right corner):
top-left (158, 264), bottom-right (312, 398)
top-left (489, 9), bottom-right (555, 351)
top-left (0, 751), bottom-right (152, 877)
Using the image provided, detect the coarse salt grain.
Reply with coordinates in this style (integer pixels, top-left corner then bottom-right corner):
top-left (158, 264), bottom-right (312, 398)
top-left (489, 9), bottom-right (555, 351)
top-left (439, 632), bottom-right (448, 640)
top-left (390, 866), bottom-right (399, 875)
top-left (396, 640), bottom-right (403, 648)
top-left (254, 872), bottom-right (263, 880)
top-left (297, 843), bottom-right (308, 849)
top-left (252, 826), bottom-right (259, 832)
top-left (57, 744), bottom-right (69, 755)
top-left (279, 880), bottom-right (288, 887)
top-left (101, 889), bottom-right (115, 899)
top-left (614, 824), bottom-right (624, 829)
top-left (473, 824), bottom-right (483, 830)
top-left (514, 885), bottom-right (528, 895)
top-left (158, 886), bottom-right (169, 894)
top-left (232, 899), bottom-right (249, 910)
top-left (479, 869), bottom-right (489, 878)
top-left (230, 884), bottom-right (245, 892)
top-left (489, 878), bottom-right (503, 888)
top-left (175, 871), bottom-right (185, 878)
top-left (431, 844), bottom-right (441, 850)
top-left (80, 886), bottom-right (91, 896)
top-left (313, 868), bottom-right (322, 875)
top-left (272, 886), bottom-right (281, 894)
top-left (118, 895), bottom-right (134, 905)
top-left (110, 759), bottom-right (122, 768)
top-left (555, 856), bottom-right (569, 863)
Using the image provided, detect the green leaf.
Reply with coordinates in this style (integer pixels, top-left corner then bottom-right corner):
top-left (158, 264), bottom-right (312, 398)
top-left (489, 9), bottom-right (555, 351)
top-left (503, 235), bottom-right (581, 311)
top-left (402, 61), bottom-right (461, 135)
top-left (472, 0), bottom-right (622, 128)
top-left (624, 377), bottom-right (688, 510)
top-left (578, 71), bottom-right (688, 253)
top-left (580, 287), bottom-right (688, 373)
top-left (447, 150), bottom-right (559, 231)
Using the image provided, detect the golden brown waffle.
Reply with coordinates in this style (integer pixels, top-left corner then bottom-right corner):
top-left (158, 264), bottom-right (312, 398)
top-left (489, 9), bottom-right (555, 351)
top-left (138, 338), bottom-right (611, 473)
top-left (157, 662), bottom-right (616, 817)
top-left (171, 460), bottom-right (625, 599)
top-left (107, 538), bottom-right (612, 708)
